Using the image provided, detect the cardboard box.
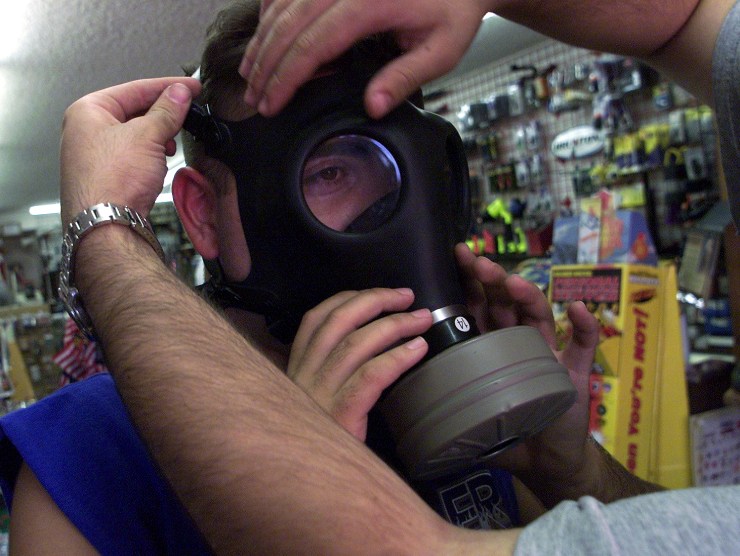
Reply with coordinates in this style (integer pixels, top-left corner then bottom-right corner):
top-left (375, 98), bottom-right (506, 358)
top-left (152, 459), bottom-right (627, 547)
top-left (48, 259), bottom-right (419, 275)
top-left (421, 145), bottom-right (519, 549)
top-left (577, 198), bottom-right (602, 264)
top-left (550, 263), bottom-right (689, 484)
top-left (599, 210), bottom-right (658, 266)
top-left (648, 263), bottom-right (691, 488)
top-left (689, 406), bottom-right (740, 486)
top-left (551, 216), bottom-right (579, 265)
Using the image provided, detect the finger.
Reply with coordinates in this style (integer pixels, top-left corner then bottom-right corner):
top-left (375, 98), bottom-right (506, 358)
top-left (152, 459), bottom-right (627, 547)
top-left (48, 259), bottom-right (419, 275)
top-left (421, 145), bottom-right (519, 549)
top-left (455, 243), bottom-right (531, 328)
top-left (362, 33), bottom-right (466, 119)
top-left (454, 244), bottom-right (507, 318)
top-left (260, 0), bottom-right (276, 17)
top-left (246, 0), bottom-right (302, 75)
top-left (242, 0), bottom-right (334, 105)
top-left (291, 290), bottom-right (360, 362)
top-left (165, 138), bottom-right (177, 157)
top-left (560, 301), bottom-right (599, 374)
top-left (311, 308), bottom-right (432, 392)
top-left (85, 77), bottom-right (200, 124)
top-left (242, 0), bottom-right (311, 85)
top-left (253, 5), bottom-right (393, 116)
top-left (293, 288), bottom-right (424, 384)
top-left (134, 82), bottom-right (196, 148)
top-left (469, 254), bottom-right (509, 298)
top-left (465, 256), bottom-right (551, 337)
top-left (500, 275), bottom-right (557, 347)
top-left (455, 243), bottom-right (486, 307)
top-left (332, 336), bottom-right (428, 439)
top-left (555, 302), bottom-right (599, 416)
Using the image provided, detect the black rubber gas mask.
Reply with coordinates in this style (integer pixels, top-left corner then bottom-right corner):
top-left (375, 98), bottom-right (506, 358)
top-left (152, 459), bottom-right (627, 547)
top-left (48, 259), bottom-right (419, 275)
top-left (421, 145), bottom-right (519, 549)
top-left (184, 62), bottom-right (575, 480)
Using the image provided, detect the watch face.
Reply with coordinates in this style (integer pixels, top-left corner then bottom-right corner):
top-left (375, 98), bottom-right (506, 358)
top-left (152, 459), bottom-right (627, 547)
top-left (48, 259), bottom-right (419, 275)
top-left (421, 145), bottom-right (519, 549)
top-left (59, 285), bottom-right (95, 340)
top-left (60, 240), bottom-right (95, 339)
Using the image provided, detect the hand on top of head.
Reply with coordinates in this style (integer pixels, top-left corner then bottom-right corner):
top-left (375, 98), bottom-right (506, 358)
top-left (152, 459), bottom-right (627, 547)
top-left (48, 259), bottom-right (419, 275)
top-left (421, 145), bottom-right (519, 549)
top-left (240, 0), bottom-right (490, 119)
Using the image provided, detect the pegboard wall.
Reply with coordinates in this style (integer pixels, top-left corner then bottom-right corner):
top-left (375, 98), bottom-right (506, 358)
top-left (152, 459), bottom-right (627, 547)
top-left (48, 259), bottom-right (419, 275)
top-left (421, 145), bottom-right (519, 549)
top-left (423, 36), bottom-right (711, 245)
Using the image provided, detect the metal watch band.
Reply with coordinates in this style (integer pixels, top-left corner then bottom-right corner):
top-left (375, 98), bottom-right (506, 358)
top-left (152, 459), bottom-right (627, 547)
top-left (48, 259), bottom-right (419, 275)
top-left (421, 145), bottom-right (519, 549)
top-left (58, 203), bottom-right (166, 339)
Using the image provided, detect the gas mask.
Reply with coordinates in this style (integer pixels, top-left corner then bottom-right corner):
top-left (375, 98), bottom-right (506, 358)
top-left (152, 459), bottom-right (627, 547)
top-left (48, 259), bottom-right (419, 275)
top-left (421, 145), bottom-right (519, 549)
top-left (184, 55), bottom-right (575, 480)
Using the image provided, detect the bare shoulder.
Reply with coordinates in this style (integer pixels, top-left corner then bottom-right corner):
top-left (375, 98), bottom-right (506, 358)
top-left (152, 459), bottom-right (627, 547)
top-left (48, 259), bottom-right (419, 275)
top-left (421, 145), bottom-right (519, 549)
top-left (9, 462), bottom-right (99, 555)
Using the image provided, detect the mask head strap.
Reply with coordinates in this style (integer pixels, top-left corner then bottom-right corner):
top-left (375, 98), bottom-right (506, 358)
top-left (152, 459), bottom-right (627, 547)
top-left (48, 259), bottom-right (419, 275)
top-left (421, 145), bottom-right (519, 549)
top-left (182, 102), bottom-right (232, 158)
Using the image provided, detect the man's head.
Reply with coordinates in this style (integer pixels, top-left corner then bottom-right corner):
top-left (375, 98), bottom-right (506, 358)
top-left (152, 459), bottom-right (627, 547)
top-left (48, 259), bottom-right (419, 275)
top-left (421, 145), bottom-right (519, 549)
top-left (176, 0), bottom-right (469, 343)
top-left (174, 1), bottom-right (261, 284)
top-left (175, 0), bottom-right (409, 287)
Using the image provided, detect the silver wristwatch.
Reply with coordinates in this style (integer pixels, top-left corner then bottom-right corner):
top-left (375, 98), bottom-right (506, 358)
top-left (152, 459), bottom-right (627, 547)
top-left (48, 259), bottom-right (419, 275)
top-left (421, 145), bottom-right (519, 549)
top-left (58, 202), bottom-right (165, 339)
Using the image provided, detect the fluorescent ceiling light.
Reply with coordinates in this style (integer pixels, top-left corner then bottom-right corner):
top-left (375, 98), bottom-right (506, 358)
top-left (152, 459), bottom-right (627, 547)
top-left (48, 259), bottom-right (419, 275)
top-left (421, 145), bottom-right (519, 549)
top-left (0, 3), bottom-right (29, 62)
top-left (155, 191), bottom-right (173, 204)
top-left (29, 150), bottom-right (186, 216)
top-left (29, 190), bottom-right (174, 217)
top-left (29, 139), bottom-right (187, 217)
top-left (29, 203), bottom-right (61, 216)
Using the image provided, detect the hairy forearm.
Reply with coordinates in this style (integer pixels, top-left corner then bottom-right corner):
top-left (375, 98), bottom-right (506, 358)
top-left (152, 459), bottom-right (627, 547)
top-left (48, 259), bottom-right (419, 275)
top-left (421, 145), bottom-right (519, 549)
top-left (521, 437), bottom-right (664, 509)
top-left (587, 439), bottom-right (665, 502)
top-left (489, 0), bottom-right (732, 105)
top-left (491, 0), bottom-right (699, 55)
top-left (644, 0), bottom-right (735, 105)
top-left (74, 227), bottom-right (510, 554)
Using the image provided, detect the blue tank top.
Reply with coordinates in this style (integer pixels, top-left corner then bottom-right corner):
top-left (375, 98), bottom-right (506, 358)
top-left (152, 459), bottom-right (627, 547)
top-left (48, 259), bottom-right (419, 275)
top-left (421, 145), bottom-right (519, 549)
top-left (0, 373), bottom-right (211, 555)
top-left (1, 373), bottom-right (519, 553)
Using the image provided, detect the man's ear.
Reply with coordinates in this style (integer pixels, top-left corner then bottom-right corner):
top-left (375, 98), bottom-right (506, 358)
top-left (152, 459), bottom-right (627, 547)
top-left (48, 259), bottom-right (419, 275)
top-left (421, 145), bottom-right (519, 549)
top-left (172, 167), bottom-right (219, 260)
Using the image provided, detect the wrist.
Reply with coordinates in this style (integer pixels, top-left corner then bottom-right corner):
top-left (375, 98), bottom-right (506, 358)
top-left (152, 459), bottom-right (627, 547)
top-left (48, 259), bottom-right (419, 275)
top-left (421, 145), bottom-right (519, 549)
top-left (525, 436), bottom-right (665, 506)
top-left (75, 222), bottom-right (166, 293)
top-left (587, 437), bottom-right (665, 502)
top-left (519, 442), bottom-right (597, 508)
top-left (59, 203), bottom-right (165, 339)
top-left (563, 436), bottom-right (610, 501)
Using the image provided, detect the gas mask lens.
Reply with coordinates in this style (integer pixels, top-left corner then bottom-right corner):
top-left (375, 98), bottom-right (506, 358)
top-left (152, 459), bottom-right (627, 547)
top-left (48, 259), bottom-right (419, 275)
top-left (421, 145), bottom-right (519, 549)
top-left (301, 135), bottom-right (401, 233)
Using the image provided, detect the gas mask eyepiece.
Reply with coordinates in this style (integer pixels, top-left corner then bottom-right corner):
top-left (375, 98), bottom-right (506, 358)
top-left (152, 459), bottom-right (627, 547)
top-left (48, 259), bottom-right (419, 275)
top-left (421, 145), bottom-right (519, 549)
top-left (301, 135), bottom-right (401, 233)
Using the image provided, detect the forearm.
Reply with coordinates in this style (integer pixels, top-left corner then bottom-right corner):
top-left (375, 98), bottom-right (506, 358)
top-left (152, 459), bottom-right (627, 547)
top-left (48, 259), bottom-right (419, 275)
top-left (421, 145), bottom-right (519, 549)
top-left (491, 0), bottom-right (699, 56)
top-left (644, 0), bottom-right (735, 105)
top-left (74, 226), bottom-right (501, 554)
top-left (519, 437), bottom-right (664, 509)
top-left (490, 0), bottom-right (731, 106)
top-left (585, 439), bottom-right (665, 502)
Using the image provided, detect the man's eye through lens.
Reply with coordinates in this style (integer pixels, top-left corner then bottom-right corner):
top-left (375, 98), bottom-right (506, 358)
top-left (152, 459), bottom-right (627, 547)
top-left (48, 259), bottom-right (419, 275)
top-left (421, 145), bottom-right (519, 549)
top-left (319, 166), bottom-right (341, 181)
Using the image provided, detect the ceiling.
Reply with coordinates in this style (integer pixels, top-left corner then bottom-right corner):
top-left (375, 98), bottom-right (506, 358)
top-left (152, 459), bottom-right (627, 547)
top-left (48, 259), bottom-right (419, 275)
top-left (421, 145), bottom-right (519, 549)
top-left (0, 2), bottom-right (545, 228)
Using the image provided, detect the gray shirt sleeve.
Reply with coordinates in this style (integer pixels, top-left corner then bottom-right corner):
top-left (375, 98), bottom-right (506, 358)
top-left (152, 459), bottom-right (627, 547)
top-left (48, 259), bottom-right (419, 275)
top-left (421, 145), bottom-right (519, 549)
top-left (516, 7), bottom-right (740, 552)
top-left (514, 485), bottom-right (740, 555)
top-left (713, 0), bottom-right (740, 230)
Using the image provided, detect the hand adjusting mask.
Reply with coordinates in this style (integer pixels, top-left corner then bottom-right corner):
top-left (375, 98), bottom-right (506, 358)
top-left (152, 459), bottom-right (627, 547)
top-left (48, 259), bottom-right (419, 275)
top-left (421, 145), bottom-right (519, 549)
top-left (184, 54), bottom-right (576, 480)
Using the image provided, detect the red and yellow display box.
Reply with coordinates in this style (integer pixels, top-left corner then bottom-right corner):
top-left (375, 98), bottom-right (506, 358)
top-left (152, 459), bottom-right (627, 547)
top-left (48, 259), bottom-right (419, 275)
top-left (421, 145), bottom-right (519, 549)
top-left (549, 263), bottom-right (690, 487)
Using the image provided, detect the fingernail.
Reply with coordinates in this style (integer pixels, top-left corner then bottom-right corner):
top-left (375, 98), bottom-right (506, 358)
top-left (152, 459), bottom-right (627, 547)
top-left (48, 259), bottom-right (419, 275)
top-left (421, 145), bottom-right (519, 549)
top-left (405, 337), bottom-right (427, 350)
top-left (244, 86), bottom-right (256, 108)
top-left (167, 83), bottom-right (191, 104)
top-left (411, 308), bottom-right (431, 319)
top-left (258, 96), bottom-right (269, 115)
top-left (369, 91), bottom-right (392, 118)
top-left (238, 58), bottom-right (251, 78)
top-left (395, 287), bottom-right (413, 297)
top-left (508, 274), bottom-right (526, 286)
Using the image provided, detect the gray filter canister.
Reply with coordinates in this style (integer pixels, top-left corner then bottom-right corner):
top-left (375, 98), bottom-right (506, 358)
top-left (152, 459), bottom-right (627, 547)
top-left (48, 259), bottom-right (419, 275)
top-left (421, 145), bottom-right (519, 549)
top-left (380, 325), bottom-right (576, 480)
